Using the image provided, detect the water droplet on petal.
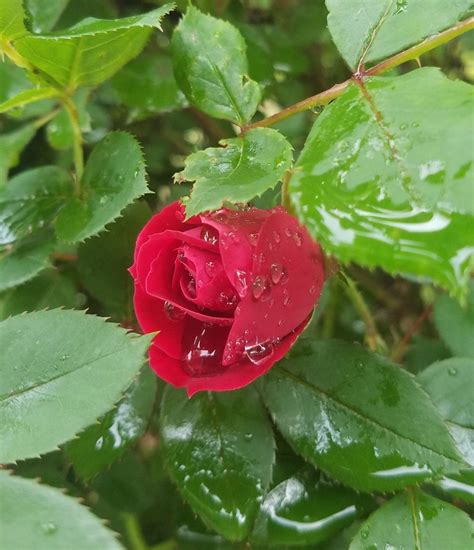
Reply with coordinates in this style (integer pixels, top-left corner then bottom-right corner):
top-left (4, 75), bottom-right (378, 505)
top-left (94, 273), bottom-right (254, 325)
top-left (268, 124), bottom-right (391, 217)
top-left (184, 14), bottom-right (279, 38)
top-left (252, 275), bottom-right (272, 301)
top-left (283, 295), bottom-right (291, 306)
top-left (183, 323), bottom-right (225, 376)
top-left (218, 291), bottom-right (238, 307)
top-left (248, 232), bottom-right (259, 246)
top-left (234, 270), bottom-right (248, 297)
top-left (205, 260), bottom-right (217, 278)
top-left (293, 231), bottom-right (303, 247)
top-left (187, 277), bottom-right (196, 297)
top-left (309, 285), bottom-right (318, 295)
top-left (273, 231), bottom-right (281, 243)
top-left (228, 231), bottom-right (239, 242)
top-left (164, 301), bottom-right (186, 321)
top-left (245, 341), bottom-right (274, 365)
top-left (200, 226), bottom-right (219, 245)
top-left (270, 263), bottom-right (287, 284)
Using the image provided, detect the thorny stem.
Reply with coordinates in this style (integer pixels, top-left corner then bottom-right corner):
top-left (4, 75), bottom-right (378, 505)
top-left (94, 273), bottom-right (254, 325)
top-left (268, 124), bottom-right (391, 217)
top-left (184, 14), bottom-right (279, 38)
top-left (242, 17), bottom-right (474, 132)
top-left (342, 274), bottom-right (386, 353)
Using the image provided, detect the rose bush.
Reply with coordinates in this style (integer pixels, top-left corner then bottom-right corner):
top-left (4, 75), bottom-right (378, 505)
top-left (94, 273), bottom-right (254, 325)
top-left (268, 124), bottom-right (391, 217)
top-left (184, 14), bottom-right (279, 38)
top-left (130, 201), bottom-right (325, 395)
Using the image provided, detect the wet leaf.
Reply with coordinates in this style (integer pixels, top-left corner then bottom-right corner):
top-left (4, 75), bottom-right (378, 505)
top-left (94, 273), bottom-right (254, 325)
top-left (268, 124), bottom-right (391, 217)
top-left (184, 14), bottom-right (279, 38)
top-left (434, 280), bottom-right (474, 357)
top-left (263, 340), bottom-right (463, 492)
top-left (0, 268), bottom-right (81, 319)
top-left (418, 357), bottom-right (474, 466)
top-left (13, 4), bottom-right (174, 89)
top-left (178, 128), bottom-right (292, 218)
top-left (0, 124), bottom-right (37, 186)
top-left (0, 166), bottom-right (72, 245)
top-left (0, 471), bottom-right (123, 550)
top-left (66, 366), bottom-right (156, 479)
top-left (24, 0), bottom-right (70, 33)
top-left (251, 469), bottom-right (370, 546)
top-left (350, 490), bottom-right (473, 550)
top-left (326, 0), bottom-right (473, 69)
top-left (160, 386), bottom-right (274, 541)
top-left (55, 132), bottom-right (148, 243)
top-left (0, 235), bottom-right (54, 292)
top-left (289, 68), bottom-right (474, 299)
top-left (0, 87), bottom-right (59, 114)
top-left (0, 309), bottom-right (151, 463)
top-left (171, 6), bottom-right (261, 124)
top-left (77, 201), bottom-right (150, 320)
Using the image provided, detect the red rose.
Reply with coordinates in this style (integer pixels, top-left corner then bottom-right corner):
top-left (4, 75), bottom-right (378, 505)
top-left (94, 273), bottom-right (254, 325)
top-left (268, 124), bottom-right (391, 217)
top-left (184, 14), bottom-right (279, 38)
top-left (130, 201), bottom-right (324, 396)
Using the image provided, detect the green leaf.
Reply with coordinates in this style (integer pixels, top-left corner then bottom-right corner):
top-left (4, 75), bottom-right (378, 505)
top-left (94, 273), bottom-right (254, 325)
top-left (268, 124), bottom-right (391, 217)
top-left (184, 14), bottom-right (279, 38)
top-left (434, 280), bottom-right (474, 357)
top-left (55, 132), bottom-right (148, 243)
top-left (0, 235), bottom-right (54, 292)
top-left (160, 386), bottom-right (275, 541)
top-left (0, 124), bottom-right (37, 186)
top-left (436, 471), bottom-right (474, 504)
top-left (0, 471), bottom-right (123, 549)
top-left (0, 0), bottom-right (27, 42)
top-left (0, 268), bottom-right (82, 320)
top-left (326, 0), bottom-right (473, 70)
top-left (24, 0), bottom-right (71, 33)
top-left (77, 201), bottom-right (150, 320)
top-left (263, 340), bottom-right (463, 492)
top-left (171, 6), bottom-right (261, 124)
top-left (13, 4), bottom-right (175, 89)
top-left (251, 469), bottom-right (370, 546)
top-left (111, 52), bottom-right (187, 121)
top-left (418, 357), bottom-right (474, 466)
top-left (178, 128), bottom-right (292, 217)
top-left (66, 366), bottom-right (155, 480)
top-left (0, 166), bottom-right (72, 245)
top-left (350, 490), bottom-right (473, 550)
top-left (0, 309), bottom-right (151, 463)
top-left (0, 87), bottom-right (59, 114)
top-left (289, 68), bottom-right (474, 299)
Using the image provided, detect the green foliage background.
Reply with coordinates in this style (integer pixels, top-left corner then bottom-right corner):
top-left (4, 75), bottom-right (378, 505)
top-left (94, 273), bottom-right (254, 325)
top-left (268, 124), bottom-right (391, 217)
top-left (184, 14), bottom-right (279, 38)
top-left (0, 0), bottom-right (473, 548)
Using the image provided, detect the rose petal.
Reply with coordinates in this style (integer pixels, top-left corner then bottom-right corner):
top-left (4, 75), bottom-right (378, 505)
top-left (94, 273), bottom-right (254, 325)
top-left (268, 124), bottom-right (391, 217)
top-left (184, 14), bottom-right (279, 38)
top-left (223, 210), bottom-right (324, 364)
top-left (185, 318), bottom-right (308, 396)
top-left (149, 344), bottom-right (190, 388)
top-left (146, 239), bottom-right (234, 326)
top-left (134, 284), bottom-right (186, 359)
top-left (200, 207), bottom-right (276, 296)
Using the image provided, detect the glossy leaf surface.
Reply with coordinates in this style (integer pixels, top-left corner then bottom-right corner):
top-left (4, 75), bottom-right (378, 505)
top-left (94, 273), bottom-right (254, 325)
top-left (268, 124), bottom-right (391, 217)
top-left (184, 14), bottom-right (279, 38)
top-left (14, 5), bottom-right (174, 89)
top-left (251, 469), bottom-right (370, 546)
top-left (263, 340), bottom-right (463, 492)
top-left (171, 6), bottom-right (261, 124)
top-left (0, 236), bottom-right (54, 292)
top-left (0, 309), bottom-right (151, 463)
top-left (326, 0), bottom-right (473, 69)
top-left (66, 366), bottom-right (155, 479)
top-left (434, 280), bottom-right (474, 357)
top-left (289, 68), bottom-right (474, 299)
top-left (350, 490), bottom-right (473, 550)
top-left (160, 386), bottom-right (274, 540)
top-left (0, 268), bottom-right (81, 319)
top-left (0, 0), bottom-right (27, 42)
top-left (418, 357), bottom-right (474, 466)
top-left (55, 132), bottom-right (148, 243)
top-left (0, 471), bottom-right (123, 550)
top-left (178, 128), bottom-right (292, 217)
top-left (0, 124), bottom-right (37, 186)
top-left (0, 166), bottom-right (72, 245)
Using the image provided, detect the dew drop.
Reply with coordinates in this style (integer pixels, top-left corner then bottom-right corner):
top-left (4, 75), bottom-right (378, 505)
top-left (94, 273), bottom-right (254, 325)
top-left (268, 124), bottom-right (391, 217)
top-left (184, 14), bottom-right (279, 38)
top-left (234, 270), bottom-right (248, 297)
top-left (273, 230), bottom-right (281, 243)
top-left (187, 277), bottom-right (196, 297)
top-left (200, 226), bottom-right (219, 245)
top-left (245, 341), bottom-right (274, 365)
top-left (270, 263), bottom-right (288, 285)
top-left (60, 354), bottom-right (69, 361)
top-left (248, 232), bottom-right (259, 246)
top-left (182, 323), bottom-right (227, 376)
top-left (292, 231), bottom-right (303, 247)
top-left (41, 523), bottom-right (57, 535)
top-left (205, 260), bottom-right (217, 278)
top-left (309, 285), bottom-right (318, 295)
top-left (252, 275), bottom-right (272, 302)
top-left (95, 436), bottom-right (104, 450)
top-left (448, 367), bottom-right (457, 376)
top-left (164, 301), bottom-right (186, 321)
top-left (228, 231), bottom-right (239, 243)
top-left (244, 433), bottom-right (253, 442)
top-left (218, 291), bottom-right (238, 307)
top-left (283, 295), bottom-right (291, 306)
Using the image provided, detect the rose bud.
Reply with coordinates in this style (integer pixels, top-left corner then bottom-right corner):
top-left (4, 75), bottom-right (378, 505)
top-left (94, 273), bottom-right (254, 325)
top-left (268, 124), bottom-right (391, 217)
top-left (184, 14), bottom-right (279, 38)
top-left (129, 201), bottom-right (324, 396)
